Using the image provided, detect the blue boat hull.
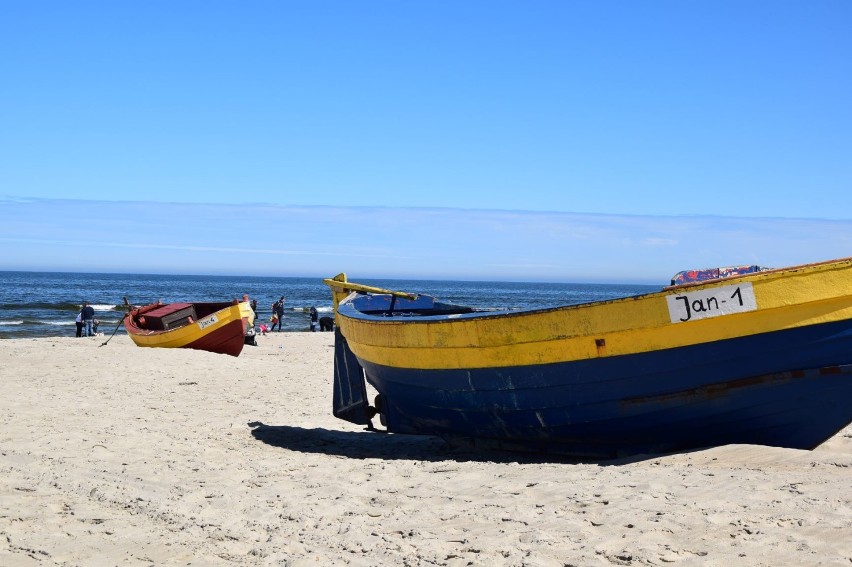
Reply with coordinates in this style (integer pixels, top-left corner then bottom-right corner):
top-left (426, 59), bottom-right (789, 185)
top-left (343, 318), bottom-right (852, 457)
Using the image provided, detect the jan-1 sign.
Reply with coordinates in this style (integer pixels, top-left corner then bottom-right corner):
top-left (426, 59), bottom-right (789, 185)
top-left (666, 282), bottom-right (758, 323)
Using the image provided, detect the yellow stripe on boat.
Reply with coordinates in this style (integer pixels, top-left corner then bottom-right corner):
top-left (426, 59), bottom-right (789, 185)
top-left (334, 258), bottom-right (852, 370)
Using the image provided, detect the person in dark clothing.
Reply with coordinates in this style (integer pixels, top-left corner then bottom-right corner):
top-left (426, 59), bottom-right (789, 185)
top-left (319, 316), bottom-right (334, 332)
top-left (309, 306), bottom-right (318, 332)
top-left (81, 302), bottom-right (96, 336)
top-left (75, 311), bottom-right (83, 337)
top-left (270, 296), bottom-right (285, 332)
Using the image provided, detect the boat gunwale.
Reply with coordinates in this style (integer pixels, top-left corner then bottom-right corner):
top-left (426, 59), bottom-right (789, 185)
top-left (125, 301), bottom-right (241, 337)
top-left (336, 256), bottom-right (852, 326)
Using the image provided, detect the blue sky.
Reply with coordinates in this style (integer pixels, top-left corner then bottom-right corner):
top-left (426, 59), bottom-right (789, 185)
top-left (1, 2), bottom-right (850, 283)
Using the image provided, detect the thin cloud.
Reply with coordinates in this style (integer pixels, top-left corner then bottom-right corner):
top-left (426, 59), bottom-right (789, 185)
top-left (2, 197), bottom-right (850, 283)
top-left (0, 236), bottom-right (413, 259)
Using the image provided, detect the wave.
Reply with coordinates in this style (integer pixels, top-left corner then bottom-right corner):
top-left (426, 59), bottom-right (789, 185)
top-left (1, 319), bottom-right (75, 326)
top-left (90, 304), bottom-right (120, 311)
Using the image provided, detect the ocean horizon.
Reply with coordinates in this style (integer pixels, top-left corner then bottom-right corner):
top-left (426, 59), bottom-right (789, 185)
top-left (0, 270), bottom-right (659, 339)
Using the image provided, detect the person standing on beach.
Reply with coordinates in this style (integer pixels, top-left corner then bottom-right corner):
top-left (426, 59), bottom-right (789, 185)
top-left (75, 311), bottom-right (83, 337)
top-left (309, 306), bottom-right (318, 332)
top-left (271, 296), bottom-right (285, 332)
top-left (81, 302), bottom-right (95, 336)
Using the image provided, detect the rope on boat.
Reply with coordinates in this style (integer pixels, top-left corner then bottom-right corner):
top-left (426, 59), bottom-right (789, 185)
top-left (99, 297), bottom-right (130, 347)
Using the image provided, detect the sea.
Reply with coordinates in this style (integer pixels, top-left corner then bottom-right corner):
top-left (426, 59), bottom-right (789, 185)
top-left (0, 271), bottom-right (659, 339)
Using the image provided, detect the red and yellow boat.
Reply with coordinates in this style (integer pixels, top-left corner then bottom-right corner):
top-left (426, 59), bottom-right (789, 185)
top-left (124, 300), bottom-right (254, 357)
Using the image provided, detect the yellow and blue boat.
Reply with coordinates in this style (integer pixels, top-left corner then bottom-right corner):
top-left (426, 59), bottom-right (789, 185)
top-left (324, 257), bottom-right (852, 457)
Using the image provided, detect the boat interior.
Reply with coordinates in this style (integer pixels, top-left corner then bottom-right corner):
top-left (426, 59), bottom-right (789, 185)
top-left (132, 301), bottom-right (235, 331)
top-left (353, 293), bottom-right (476, 317)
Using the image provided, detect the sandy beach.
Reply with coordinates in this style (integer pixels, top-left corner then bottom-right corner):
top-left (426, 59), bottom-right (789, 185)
top-left (1, 333), bottom-right (850, 566)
